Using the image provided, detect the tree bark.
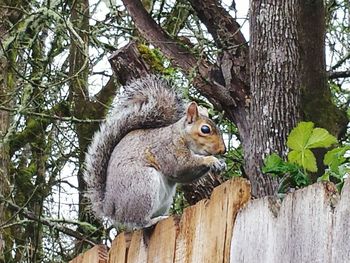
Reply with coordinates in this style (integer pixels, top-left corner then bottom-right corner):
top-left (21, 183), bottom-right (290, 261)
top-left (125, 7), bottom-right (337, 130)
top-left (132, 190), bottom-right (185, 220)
top-left (0, 1), bottom-right (29, 261)
top-left (298, 0), bottom-right (347, 180)
top-left (299, 0), bottom-right (347, 137)
top-left (247, 0), bottom-right (302, 196)
top-left (0, 56), bottom-right (11, 263)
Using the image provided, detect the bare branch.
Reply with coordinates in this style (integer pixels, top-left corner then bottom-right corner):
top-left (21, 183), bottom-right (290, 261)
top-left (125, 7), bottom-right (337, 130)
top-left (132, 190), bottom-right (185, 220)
top-left (94, 76), bottom-right (118, 112)
top-left (120, 0), bottom-right (239, 110)
top-left (188, 0), bottom-right (247, 50)
top-left (0, 195), bottom-right (97, 246)
top-left (188, 0), bottom-right (250, 90)
top-left (0, 106), bottom-right (103, 123)
top-left (122, 0), bottom-right (196, 72)
top-left (331, 52), bottom-right (350, 71)
top-left (328, 70), bottom-right (350, 79)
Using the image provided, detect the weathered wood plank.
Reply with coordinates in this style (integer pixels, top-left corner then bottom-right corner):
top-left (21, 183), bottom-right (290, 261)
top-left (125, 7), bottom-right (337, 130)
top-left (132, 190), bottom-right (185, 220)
top-left (175, 178), bottom-right (251, 263)
top-left (174, 197), bottom-right (204, 263)
top-left (230, 181), bottom-right (345, 263)
top-left (223, 179), bottom-right (251, 263)
top-left (69, 178), bottom-right (251, 263)
top-left (69, 244), bottom-right (108, 263)
top-left (147, 217), bottom-right (178, 263)
top-left (108, 232), bottom-right (127, 263)
top-left (126, 230), bottom-right (148, 262)
top-left (331, 179), bottom-right (350, 262)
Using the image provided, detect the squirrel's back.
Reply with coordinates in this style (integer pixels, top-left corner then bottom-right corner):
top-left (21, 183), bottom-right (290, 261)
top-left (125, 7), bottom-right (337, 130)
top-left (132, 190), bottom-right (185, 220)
top-left (84, 75), bottom-right (185, 218)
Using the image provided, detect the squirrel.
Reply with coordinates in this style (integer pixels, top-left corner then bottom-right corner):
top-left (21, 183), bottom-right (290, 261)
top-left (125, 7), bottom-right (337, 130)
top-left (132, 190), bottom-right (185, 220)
top-left (84, 75), bottom-right (226, 229)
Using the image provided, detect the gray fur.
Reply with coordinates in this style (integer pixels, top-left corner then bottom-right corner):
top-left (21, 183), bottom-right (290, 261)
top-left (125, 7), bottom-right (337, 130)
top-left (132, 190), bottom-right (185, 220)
top-left (84, 75), bottom-right (185, 225)
top-left (84, 75), bottom-right (226, 228)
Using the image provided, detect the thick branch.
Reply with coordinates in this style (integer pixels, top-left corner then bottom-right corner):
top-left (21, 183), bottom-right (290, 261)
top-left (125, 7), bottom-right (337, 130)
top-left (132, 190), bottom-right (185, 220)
top-left (122, 0), bottom-right (195, 72)
top-left (187, 0), bottom-right (250, 96)
top-left (121, 0), bottom-right (238, 110)
top-left (109, 42), bottom-right (155, 84)
top-left (94, 76), bottom-right (118, 112)
top-left (187, 0), bottom-right (247, 50)
top-left (163, 0), bottom-right (192, 36)
top-left (328, 70), bottom-right (350, 79)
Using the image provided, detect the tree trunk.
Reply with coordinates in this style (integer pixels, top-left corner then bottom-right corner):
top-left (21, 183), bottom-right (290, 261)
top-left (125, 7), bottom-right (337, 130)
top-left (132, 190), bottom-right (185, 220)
top-left (0, 1), bottom-right (29, 260)
top-left (245, 0), bottom-right (348, 197)
top-left (68, 0), bottom-right (101, 251)
top-left (0, 58), bottom-right (11, 263)
top-left (246, 0), bottom-right (302, 196)
top-left (69, 0), bottom-right (120, 248)
top-left (298, 0), bottom-right (347, 180)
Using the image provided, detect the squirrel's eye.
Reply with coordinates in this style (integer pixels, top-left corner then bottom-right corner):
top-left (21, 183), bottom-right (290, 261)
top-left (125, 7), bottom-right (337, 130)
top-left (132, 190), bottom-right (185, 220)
top-left (201, 125), bottom-right (211, 134)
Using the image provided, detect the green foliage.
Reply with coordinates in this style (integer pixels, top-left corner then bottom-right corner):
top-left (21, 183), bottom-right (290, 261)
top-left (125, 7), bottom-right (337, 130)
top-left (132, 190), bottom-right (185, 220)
top-left (287, 122), bottom-right (337, 172)
top-left (219, 117), bottom-right (243, 179)
top-left (263, 122), bottom-right (349, 193)
top-left (170, 189), bottom-right (189, 215)
top-left (320, 145), bottom-right (350, 191)
top-left (263, 154), bottom-right (310, 193)
top-left (223, 146), bottom-right (243, 179)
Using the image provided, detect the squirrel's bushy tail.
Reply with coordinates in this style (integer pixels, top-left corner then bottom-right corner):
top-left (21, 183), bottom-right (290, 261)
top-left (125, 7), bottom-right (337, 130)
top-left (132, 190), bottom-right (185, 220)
top-left (84, 75), bottom-right (185, 218)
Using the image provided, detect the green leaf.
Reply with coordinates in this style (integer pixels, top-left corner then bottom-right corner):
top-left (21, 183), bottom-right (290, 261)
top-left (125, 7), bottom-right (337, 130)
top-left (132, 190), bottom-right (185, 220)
top-left (318, 172), bottom-right (330, 182)
top-left (287, 122), bottom-right (337, 150)
top-left (324, 146), bottom-right (350, 173)
top-left (324, 146), bottom-right (350, 165)
top-left (286, 122), bottom-right (338, 173)
top-left (306, 128), bottom-right (337, 148)
top-left (262, 153), bottom-right (283, 173)
top-left (287, 122), bottom-right (314, 151)
top-left (294, 170), bottom-right (311, 186)
top-left (288, 149), bottom-right (317, 172)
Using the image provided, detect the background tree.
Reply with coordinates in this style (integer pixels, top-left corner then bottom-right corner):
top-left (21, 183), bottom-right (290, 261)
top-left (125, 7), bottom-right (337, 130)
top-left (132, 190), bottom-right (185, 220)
top-left (0, 0), bottom-right (349, 262)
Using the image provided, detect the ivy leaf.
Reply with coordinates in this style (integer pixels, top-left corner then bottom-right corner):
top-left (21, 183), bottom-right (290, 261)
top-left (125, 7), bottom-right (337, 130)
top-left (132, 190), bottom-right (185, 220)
top-left (288, 149), bottom-right (317, 172)
top-left (323, 146), bottom-right (350, 180)
top-left (262, 153), bottom-right (283, 173)
top-left (306, 128), bottom-right (337, 148)
top-left (324, 146), bottom-right (350, 167)
top-left (286, 122), bottom-right (337, 172)
top-left (287, 122), bottom-right (314, 151)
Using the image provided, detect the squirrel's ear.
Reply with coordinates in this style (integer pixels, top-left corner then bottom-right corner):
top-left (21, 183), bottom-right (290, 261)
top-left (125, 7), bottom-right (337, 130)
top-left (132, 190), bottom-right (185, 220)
top-left (186, 102), bottom-right (199, 124)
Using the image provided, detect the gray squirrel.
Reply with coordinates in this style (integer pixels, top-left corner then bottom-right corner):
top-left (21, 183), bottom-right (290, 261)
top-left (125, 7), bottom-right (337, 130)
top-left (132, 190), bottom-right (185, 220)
top-left (84, 75), bottom-right (226, 229)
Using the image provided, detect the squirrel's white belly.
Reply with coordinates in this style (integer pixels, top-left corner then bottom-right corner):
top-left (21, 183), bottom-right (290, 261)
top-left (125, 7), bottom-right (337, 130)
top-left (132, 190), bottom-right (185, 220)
top-left (151, 170), bottom-right (177, 217)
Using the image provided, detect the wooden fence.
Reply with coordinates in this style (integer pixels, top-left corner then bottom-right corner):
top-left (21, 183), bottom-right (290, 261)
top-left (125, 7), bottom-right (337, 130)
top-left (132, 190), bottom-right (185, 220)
top-left (70, 178), bottom-right (350, 263)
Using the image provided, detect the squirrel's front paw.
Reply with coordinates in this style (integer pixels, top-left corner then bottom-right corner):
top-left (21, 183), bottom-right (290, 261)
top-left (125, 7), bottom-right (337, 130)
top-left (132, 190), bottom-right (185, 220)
top-left (210, 158), bottom-right (227, 174)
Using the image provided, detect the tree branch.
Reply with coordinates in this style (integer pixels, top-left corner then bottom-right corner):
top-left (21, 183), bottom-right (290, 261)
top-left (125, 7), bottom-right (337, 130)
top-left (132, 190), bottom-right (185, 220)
top-left (120, 0), bottom-right (238, 110)
top-left (187, 0), bottom-right (250, 102)
top-left (188, 0), bottom-right (247, 49)
top-left (94, 76), bottom-right (118, 112)
top-left (331, 52), bottom-right (350, 71)
top-left (0, 195), bottom-right (97, 246)
top-left (328, 70), bottom-right (350, 79)
top-left (0, 106), bottom-right (102, 123)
